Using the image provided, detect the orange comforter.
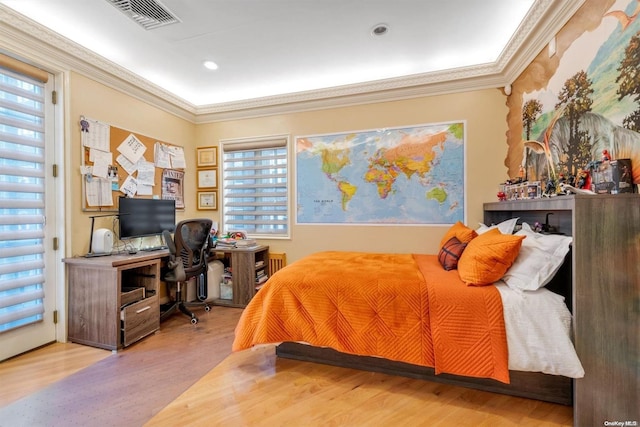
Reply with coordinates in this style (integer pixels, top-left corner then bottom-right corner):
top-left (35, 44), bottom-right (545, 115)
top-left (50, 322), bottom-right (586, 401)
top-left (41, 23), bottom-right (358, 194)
top-left (233, 251), bottom-right (509, 383)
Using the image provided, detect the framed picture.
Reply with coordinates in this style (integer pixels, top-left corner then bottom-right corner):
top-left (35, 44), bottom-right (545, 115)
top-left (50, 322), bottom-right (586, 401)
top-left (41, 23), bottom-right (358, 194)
top-left (197, 146), bottom-right (218, 167)
top-left (197, 191), bottom-right (217, 210)
top-left (197, 168), bottom-right (217, 188)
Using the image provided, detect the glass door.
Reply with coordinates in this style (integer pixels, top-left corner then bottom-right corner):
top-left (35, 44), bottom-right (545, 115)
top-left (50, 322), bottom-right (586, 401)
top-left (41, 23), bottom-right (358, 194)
top-left (0, 65), bottom-right (57, 361)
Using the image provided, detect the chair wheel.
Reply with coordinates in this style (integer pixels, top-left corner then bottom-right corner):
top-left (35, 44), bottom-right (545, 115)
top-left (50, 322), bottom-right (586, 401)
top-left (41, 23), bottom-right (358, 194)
top-left (191, 317), bottom-right (198, 325)
top-left (204, 305), bottom-right (211, 312)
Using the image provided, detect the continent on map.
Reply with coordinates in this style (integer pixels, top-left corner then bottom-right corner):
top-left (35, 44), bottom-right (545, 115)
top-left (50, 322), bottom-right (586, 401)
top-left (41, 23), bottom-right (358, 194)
top-left (337, 181), bottom-right (357, 210)
top-left (363, 163), bottom-right (400, 198)
top-left (426, 187), bottom-right (447, 203)
top-left (321, 148), bottom-right (350, 175)
top-left (318, 148), bottom-right (359, 211)
top-left (364, 130), bottom-right (447, 198)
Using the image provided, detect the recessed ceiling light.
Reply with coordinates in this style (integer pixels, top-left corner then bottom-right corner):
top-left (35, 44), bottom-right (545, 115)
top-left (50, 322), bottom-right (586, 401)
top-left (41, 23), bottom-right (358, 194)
top-left (371, 24), bottom-right (389, 36)
top-left (203, 60), bottom-right (218, 70)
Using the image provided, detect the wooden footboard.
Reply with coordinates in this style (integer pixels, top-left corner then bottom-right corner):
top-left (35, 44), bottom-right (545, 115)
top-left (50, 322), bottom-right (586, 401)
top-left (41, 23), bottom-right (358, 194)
top-left (276, 342), bottom-right (573, 406)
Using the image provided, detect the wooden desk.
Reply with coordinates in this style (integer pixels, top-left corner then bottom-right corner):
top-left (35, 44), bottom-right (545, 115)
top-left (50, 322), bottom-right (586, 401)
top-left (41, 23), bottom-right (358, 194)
top-left (63, 250), bottom-right (168, 350)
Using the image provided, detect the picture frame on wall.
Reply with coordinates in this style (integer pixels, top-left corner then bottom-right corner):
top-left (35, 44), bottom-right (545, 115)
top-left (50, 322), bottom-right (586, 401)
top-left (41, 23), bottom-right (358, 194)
top-left (197, 191), bottom-right (217, 210)
top-left (197, 146), bottom-right (218, 167)
top-left (197, 168), bottom-right (217, 188)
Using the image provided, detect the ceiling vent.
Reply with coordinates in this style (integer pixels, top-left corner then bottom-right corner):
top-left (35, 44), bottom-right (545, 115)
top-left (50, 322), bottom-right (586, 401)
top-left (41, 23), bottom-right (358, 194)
top-left (106, 0), bottom-right (180, 30)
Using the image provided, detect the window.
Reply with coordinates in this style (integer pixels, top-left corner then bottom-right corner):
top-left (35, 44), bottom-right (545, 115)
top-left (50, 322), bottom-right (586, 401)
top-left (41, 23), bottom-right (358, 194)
top-left (221, 136), bottom-right (289, 238)
top-left (0, 66), bottom-right (47, 333)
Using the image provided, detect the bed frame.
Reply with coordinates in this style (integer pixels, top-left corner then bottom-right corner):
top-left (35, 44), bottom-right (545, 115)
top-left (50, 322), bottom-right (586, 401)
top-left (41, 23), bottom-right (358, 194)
top-left (276, 242), bottom-right (574, 406)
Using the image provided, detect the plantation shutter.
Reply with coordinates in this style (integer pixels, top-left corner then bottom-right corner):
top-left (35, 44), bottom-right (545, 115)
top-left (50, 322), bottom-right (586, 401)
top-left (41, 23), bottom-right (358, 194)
top-left (0, 63), bottom-right (47, 333)
top-left (221, 136), bottom-right (289, 238)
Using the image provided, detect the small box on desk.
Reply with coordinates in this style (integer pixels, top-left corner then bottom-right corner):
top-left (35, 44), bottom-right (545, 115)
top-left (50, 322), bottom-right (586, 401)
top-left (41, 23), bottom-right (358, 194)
top-left (591, 158), bottom-right (634, 194)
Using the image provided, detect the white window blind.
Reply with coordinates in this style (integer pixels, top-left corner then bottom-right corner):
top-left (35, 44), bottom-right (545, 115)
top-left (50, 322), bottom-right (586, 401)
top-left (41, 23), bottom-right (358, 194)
top-left (0, 67), bottom-right (46, 333)
top-left (221, 136), bottom-right (289, 238)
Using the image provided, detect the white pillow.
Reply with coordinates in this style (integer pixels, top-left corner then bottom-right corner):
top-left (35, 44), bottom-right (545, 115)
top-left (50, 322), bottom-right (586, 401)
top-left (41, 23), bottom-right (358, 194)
top-left (477, 217), bottom-right (519, 235)
top-left (502, 222), bottom-right (572, 291)
top-left (495, 282), bottom-right (584, 378)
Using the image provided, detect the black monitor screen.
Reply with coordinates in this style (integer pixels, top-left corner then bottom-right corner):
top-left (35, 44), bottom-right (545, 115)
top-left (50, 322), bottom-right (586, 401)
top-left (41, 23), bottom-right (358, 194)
top-left (118, 197), bottom-right (176, 239)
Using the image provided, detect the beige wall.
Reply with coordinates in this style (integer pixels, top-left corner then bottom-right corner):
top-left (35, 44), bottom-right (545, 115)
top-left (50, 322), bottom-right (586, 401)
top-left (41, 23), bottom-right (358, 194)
top-left (66, 74), bottom-right (508, 262)
top-left (196, 89), bottom-right (509, 263)
top-left (66, 72), bottom-right (197, 257)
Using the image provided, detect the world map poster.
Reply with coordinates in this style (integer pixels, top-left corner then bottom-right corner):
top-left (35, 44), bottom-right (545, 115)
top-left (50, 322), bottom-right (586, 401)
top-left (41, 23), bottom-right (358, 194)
top-left (296, 122), bottom-right (465, 225)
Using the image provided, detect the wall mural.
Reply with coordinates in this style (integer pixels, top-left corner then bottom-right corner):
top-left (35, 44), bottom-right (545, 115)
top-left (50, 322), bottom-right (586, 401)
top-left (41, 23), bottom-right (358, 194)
top-left (506, 0), bottom-right (640, 194)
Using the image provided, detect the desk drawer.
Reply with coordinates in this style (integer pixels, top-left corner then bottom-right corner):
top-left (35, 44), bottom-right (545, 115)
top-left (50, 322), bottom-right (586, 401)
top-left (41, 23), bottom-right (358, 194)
top-left (121, 295), bottom-right (159, 347)
top-left (121, 286), bottom-right (145, 307)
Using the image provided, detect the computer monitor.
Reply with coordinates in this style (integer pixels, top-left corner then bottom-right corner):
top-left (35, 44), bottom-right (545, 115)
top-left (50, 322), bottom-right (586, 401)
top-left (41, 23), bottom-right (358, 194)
top-left (118, 197), bottom-right (176, 240)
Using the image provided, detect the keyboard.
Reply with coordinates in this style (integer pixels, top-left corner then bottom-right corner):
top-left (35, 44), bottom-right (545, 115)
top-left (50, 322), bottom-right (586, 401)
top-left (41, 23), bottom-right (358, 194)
top-left (84, 252), bottom-right (112, 258)
top-left (141, 246), bottom-right (167, 252)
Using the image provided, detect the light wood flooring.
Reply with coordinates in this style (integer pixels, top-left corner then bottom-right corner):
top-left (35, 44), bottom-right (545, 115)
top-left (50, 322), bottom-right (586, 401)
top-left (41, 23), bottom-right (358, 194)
top-left (1, 307), bottom-right (573, 427)
top-left (147, 345), bottom-right (573, 427)
top-left (0, 341), bottom-right (111, 407)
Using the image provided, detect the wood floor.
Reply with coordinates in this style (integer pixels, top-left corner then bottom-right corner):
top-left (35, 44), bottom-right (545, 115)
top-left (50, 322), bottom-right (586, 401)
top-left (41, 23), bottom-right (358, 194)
top-left (0, 341), bottom-right (111, 407)
top-left (0, 307), bottom-right (573, 427)
top-left (147, 345), bottom-right (573, 427)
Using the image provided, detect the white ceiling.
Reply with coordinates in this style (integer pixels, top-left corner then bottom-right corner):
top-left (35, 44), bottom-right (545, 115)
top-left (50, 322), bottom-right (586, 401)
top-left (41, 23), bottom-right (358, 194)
top-left (0, 0), bottom-right (582, 116)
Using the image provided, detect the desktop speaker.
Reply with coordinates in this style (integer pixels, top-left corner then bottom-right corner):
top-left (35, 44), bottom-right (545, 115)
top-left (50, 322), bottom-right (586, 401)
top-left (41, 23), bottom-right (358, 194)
top-left (92, 228), bottom-right (114, 254)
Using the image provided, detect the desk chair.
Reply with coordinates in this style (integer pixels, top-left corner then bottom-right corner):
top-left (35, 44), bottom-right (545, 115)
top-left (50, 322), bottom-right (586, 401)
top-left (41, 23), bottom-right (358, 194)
top-left (161, 218), bottom-right (213, 324)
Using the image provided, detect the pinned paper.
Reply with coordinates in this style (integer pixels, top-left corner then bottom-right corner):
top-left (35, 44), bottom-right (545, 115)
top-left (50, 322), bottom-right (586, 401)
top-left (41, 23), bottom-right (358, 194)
top-left (90, 150), bottom-right (113, 179)
top-left (120, 175), bottom-right (138, 198)
top-left (154, 142), bottom-right (172, 169)
top-left (116, 153), bottom-right (138, 175)
top-left (85, 177), bottom-right (113, 207)
top-left (80, 117), bottom-right (110, 151)
top-left (168, 145), bottom-right (186, 169)
top-left (136, 160), bottom-right (156, 186)
top-left (118, 133), bottom-right (147, 164)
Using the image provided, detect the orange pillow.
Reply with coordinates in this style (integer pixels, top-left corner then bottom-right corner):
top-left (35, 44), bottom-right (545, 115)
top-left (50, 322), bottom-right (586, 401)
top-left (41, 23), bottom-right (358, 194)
top-left (439, 221), bottom-right (477, 249)
top-left (458, 228), bottom-right (525, 286)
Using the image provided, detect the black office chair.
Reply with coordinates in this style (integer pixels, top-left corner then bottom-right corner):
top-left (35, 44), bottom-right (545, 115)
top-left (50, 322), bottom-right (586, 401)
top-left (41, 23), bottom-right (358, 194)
top-left (161, 218), bottom-right (213, 324)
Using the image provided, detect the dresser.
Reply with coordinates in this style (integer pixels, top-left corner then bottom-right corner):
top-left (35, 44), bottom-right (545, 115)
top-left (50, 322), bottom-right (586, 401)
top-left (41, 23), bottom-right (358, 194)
top-left (484, 195), bottom-right (639, 426)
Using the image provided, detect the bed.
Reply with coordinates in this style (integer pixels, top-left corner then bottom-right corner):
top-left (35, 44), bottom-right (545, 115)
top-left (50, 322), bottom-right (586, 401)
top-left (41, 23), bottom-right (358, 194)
top-left (233, 221), bottom-right (583, 406)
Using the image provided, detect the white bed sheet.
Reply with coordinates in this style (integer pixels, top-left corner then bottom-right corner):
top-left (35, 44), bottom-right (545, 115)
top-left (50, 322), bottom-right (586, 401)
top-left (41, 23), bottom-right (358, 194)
top-left (496, 281), bottom-right (585, 378)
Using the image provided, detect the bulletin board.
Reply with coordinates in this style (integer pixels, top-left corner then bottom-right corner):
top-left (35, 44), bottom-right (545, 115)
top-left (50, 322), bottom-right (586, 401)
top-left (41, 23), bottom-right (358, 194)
top-left (80, 116), bottom-right (186, 212)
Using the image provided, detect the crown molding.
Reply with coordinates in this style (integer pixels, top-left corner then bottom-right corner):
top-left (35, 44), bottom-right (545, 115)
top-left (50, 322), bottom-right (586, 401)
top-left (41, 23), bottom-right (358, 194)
top-left (0, 1), bottom-right (580, 123)
top-left (192, 64), bottom-right (507, 123)
top-left (0, 6), bottom-right (198, 122)
top-left (500, 0), bottom-right (586, 85)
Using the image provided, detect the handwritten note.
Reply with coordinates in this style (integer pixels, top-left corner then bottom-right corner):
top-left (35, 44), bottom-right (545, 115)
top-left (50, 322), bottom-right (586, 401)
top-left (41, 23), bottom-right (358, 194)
top-left (117, 133), bottom-right (147, 164)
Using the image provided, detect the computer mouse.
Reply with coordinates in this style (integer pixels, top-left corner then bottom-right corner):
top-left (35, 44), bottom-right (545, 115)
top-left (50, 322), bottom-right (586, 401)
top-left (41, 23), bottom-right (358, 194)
top-left (128, 249), bottom-right (138, 255)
